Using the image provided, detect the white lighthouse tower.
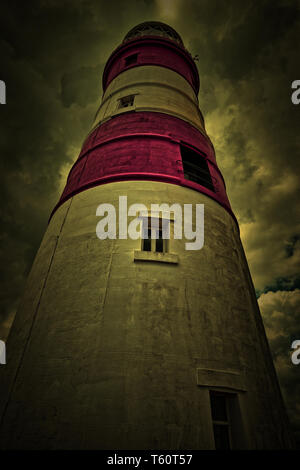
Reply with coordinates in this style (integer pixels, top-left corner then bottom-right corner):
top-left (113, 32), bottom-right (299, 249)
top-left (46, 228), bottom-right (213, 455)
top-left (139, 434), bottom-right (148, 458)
top-left (0, 22), bottom-right (293, 449)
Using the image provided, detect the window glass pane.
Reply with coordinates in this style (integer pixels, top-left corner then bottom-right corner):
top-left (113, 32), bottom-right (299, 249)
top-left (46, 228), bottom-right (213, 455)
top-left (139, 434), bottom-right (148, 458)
top-left (210, 393), bottom-right (228, 422)
top-left (119, 95), bottom-right (134, 108)
top-left (156, 235), bottom-right (164, 253)
top-left (142, 226), bottom-right (152, 251)
top-left (125, 53), bottom-right (138, 66)
top-left (143, 237), bottom-right (152, 252)
top-left (181, 145), bottom-right (214, 192)
top-left (213, 424), bottom-right (230, 450)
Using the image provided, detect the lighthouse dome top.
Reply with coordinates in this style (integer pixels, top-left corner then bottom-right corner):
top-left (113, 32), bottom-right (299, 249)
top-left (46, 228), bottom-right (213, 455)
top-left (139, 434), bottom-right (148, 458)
top-left (123, 21), bottom-right (184, 46)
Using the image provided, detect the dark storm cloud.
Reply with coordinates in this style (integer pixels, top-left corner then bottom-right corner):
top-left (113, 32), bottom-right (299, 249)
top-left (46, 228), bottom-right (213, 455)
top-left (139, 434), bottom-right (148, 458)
top-left (0, 0), bottom-right (299, 445)
top-left (177, 0), bottom-right (299, 79)
top-left (285, 235), bottom-right (300, 258)
top-left (61, 65), bottom-right (103, 108)
top-left (261, 274), bottom-right (300, 294)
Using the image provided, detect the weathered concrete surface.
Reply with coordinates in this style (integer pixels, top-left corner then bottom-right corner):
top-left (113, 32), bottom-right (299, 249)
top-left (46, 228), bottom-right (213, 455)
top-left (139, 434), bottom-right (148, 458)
top-left (94, 66), bottom-right (205, 134)
top-left (0, 182), bottom-right (293, 449)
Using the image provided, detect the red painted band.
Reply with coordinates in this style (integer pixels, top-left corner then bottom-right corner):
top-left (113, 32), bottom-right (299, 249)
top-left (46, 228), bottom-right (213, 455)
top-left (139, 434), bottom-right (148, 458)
top-left (51, 112), bottom-right (234, 223)
top-left (79, 112), bottom-right (215, 162)
top-left (102, 36), bottom-right (199, 94)
top-left (68, 132), bottom-right (225, 190)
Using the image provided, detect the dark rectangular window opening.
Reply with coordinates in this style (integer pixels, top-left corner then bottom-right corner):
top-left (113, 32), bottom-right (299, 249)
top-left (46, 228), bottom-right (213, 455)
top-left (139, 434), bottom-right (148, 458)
top-left (125, 53), bottom-right (138, 67)
top-left (142, 218), bottom-right (168, 253)
top-left (118, 95), bottom-right (135, 108)
top-left (210, 391), bottom-right (231, 450)
top-left (142, 228), bottom-right (152, 252)
top-left (156, 230), bottom-right (164, 253)
top-left (180, 144), bottom-right (215, 192)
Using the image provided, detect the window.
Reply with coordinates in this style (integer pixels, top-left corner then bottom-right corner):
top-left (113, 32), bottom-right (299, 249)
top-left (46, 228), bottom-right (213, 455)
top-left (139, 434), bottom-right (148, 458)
top-left (180, 144), bottom-right (215, 192)
top-left (134, 215), bottom-right (178, 264)
top-left (142, 217), bottom-right (169, 253)
top-left (118, 95), bottom-right (135, 108)
top-left (125, 53), bottom-right (138, 66)
top-left (210, 391), bottom-right (231, 449)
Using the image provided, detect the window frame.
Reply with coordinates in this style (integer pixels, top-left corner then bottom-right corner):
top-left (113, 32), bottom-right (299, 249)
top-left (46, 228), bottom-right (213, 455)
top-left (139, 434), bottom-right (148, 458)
top-left (141, 216), bottom-right (169, 254)
top-left (209, 390), bottom-right (233, 450)
top-left (118, 94), bottom-right (135, 109)
top-left (124, 53), bottom-right (139, 67)
top-left (180, 143), bottom-right (215, 192)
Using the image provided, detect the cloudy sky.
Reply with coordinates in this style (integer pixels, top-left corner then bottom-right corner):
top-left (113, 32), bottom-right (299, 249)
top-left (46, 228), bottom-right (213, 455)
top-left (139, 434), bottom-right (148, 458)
top-left (0, 0), bottom-right (299, 445)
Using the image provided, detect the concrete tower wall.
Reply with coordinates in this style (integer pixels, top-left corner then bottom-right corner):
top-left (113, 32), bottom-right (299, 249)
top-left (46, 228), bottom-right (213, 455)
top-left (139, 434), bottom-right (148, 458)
top-left (94, 66), bottom-right (205, 133)
top-left (0, 182), bottom-right (292, 449)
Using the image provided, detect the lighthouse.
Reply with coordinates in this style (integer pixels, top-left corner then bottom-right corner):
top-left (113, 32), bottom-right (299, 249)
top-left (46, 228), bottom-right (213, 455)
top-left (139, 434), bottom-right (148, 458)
top-left (0, 21), bottom-right (293, 449)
